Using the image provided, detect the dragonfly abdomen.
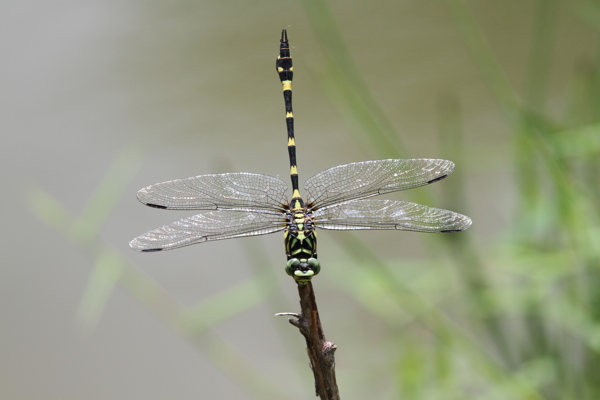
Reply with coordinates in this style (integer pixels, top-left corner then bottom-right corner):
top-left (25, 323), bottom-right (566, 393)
top-left (277, 29), bottom-right (302, 202)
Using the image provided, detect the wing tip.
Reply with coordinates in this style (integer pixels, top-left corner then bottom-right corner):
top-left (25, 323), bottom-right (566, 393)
top-left (440, 215), bottom-right (472, 233)
top-left (427, 159), bottom-right (456, 184)
top-left (130, 238), bottom-right (164, 252)
top-left (136, 187), bottom-right (168, 209)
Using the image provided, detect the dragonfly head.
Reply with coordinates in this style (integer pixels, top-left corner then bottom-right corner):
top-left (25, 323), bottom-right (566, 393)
top-left (285, 258), bottom-right (321, 284)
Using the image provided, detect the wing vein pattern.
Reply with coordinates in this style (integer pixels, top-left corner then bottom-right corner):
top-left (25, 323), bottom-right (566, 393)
top-left (304, 159), bottom-right (454, 210)
top-left (314, 199), bottom-right (472, 233)
top-left (137, 173), bottom-right (289, 211)
top-left (130, 210), bottom-right (286, 252)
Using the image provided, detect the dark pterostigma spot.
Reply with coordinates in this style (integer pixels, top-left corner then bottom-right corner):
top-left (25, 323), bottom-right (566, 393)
top-left (147, 203), bottom-right (168, 209)
top-left (142, 248), bottom-right (163, 252)
top-left (440, 229), bottom-right (462, 233)
top-left (427, 175), bottom-right (448, 184)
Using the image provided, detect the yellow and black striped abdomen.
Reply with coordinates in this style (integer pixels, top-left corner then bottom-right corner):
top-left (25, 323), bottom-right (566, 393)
top-left (276, 29), bottom-right (302, 203)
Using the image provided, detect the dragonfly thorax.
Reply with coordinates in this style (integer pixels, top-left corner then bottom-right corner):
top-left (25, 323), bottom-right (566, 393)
top-left (283, 207), bottom-right (320, 284)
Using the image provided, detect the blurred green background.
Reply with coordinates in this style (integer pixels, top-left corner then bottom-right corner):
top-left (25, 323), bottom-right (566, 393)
top-left (3, 0), bottom-right (600, 399)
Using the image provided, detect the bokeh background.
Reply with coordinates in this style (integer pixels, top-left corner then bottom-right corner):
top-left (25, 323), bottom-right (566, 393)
top-left (3, 0), bottom-right (600, 399)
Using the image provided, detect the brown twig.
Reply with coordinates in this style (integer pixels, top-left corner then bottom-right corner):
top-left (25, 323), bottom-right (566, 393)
top-left (277, 282), bottom-right (340, 399)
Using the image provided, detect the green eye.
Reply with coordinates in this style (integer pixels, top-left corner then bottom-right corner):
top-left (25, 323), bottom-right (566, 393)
top-left (286, 259), bottom-right (301, 276)
top-left (307, 258), bottom-right (321, 275)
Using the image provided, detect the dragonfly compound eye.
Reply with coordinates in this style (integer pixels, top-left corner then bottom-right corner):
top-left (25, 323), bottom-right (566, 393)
top-left (285, 258), bottom-right (321, 284)
top-left (286, 259), bottom-right (301, 276)
top-left (307, 258), bottom-right (321, 275)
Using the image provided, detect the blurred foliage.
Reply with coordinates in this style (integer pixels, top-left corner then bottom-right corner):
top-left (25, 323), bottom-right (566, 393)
top-left (310, 0), bottom-right (600, 398)
top-left (28, 147), bottom-right (295, 399)
top-left (28, 0), bottom-right (600, 399)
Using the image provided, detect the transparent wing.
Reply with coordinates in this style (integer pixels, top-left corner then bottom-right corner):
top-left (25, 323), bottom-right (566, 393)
top-left (314, 199), bottom-right (472, 233)
top-left (130, 210), bottom-right (286, 252)
top-left (304, 159), bottom-right (454, 210)
top-left (137, 173), bottom-right (288, 211)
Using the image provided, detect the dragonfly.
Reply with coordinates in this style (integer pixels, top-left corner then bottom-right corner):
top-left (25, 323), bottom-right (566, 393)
top-left (130, 30), bottom-right (472, 284)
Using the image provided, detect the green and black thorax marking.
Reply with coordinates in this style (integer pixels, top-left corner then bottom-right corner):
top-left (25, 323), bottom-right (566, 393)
top-left (277, 30), bottom-right (321, 283)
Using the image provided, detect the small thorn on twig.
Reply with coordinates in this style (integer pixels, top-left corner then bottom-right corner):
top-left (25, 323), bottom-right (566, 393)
top-left (274, 312), bottom-right (300, 318)
top-left (275, 312), bottom-right (305, 328)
